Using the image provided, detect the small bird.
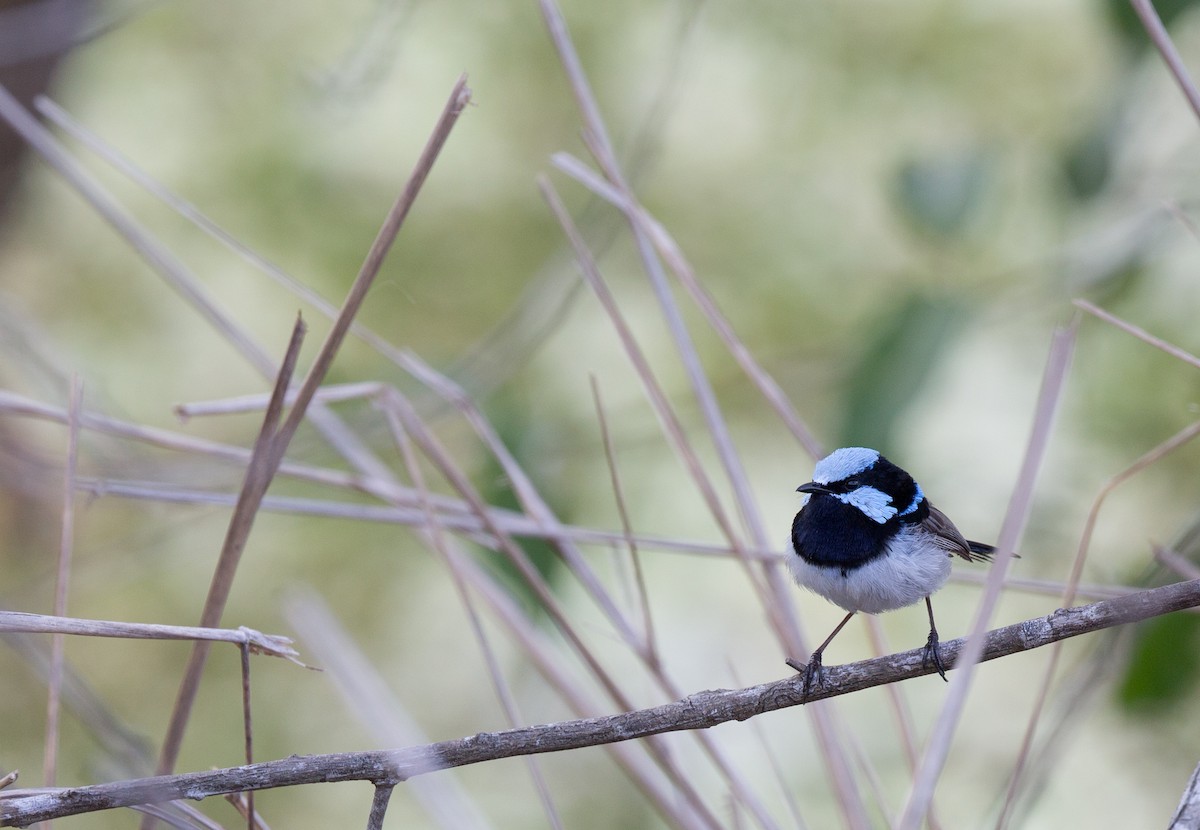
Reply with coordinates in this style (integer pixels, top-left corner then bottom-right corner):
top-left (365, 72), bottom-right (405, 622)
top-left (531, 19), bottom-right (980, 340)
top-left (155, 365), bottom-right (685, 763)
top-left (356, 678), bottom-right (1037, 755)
top-left (786, 447), bottom-right (995, 696)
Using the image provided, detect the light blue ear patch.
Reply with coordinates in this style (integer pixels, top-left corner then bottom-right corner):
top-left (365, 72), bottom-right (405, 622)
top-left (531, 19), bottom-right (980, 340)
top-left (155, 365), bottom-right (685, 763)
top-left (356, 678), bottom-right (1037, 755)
top-left (813, 447), bottom-right (880, 484)
top-left (899, 483), bottom-right (925, 517)
top-left (834, 485), bottom-right (896, 523)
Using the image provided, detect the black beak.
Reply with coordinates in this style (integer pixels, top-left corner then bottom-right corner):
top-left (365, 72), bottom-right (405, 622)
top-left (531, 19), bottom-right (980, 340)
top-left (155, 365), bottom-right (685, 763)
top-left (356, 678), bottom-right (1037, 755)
top-left (796, 481), bottom-right (830, 495)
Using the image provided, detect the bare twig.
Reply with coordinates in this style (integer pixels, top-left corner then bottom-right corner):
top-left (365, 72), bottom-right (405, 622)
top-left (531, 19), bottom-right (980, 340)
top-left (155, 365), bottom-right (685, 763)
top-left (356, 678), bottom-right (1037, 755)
top-left (0, 612), bottom-right (301, 662)
top-left (152, 315), bottom-right (308, 785)
top-left (385, 411), bottom-right (552, 829)
top-left (997, 417), bottom-right (1200, 827)
top-left (381, 390), bottom-right (724, 829)
top-left (4, 578), bottom-right (1198, 827)
top-left (590, 374), bottom-right (658, 665)
top-left (1156, 545), bottom-right (1200, 581)
top-left (365, 785), bottom-right (394, 830)
top-left (1074, 299), bottom-right (1200, 371)
top-left (1169, 758), bottom-right (1200, 830)
top-left (285, 590), bottom-right (493, 830)
top-left (549, 151), bottom-right (823, 459)
top-left (43, 374), bottom-right (82, 794)
top-left (1128, 0), bottom-right (1200, 124)
top-left (151, 75), bottom-right (472, 794)
top-left (900, 318), bottom-right (1078, 830)
top-left (536, 177), bottom-right (782, 829)
top-left (238, 643), bottom-right (254, 830)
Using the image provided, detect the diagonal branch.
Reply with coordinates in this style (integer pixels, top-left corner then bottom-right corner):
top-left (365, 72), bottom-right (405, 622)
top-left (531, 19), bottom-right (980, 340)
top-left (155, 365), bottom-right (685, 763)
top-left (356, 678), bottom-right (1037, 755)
top-left (4, 578), bottom-right (1198, 827)
top-left (149, 75), bottom-right (473, 789)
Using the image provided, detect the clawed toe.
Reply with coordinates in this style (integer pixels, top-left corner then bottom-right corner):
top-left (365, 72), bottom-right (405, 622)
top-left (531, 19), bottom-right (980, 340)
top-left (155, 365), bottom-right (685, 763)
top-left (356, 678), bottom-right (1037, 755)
top-left (787, 653), bottom-right (825, 700)
top-left (922, 630), bottom-right (948, 681)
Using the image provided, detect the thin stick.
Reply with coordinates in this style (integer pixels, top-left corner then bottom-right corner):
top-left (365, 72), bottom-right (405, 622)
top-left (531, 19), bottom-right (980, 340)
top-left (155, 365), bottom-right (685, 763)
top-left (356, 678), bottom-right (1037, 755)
top-left (1128, 0), bottom-right (1200, 123)
top-left (994, 417), bottom-right (1200, 828)
top-left (386, 410), bottom-right (559, 830)
top-left (151, 75), bottom-right (472, 793)
top-left (152, 315), bottom-right (307, 785)
top-left (382, 391), bottom-right (725, 828)
top-left (239, 643), bottom-right (254, 830)
top-left (6, 82), bottom-right (398, 483)
top-left (0, 612), bottom-right (301, 660)
top-left (286, 589), bottom-right (494, 830)
top-left (394, 351), bottom-right (646, 651)
top-left (42, 375), bottom-right (82, 796)
top-left (589, 374), bottom-right (658, 665)
top-left (550, 151), bottom-right (824, 459)
top-left (435, 534), bottom-right (717, 830)
top-left (1074, 299), bottom-right (1200, 371)
top-left (1169, 758), bottom-right (1200, 830)
top-left (5, 577), bottom-right (1199, 826)
top-left (366, 785), bottom-right (395, 830)
top-left (536, 177), bottom-right (782, 829)
top-left (899, 319), bottom-right (1078, 830)
top-left (64, 472), bottom-right (1194, 608)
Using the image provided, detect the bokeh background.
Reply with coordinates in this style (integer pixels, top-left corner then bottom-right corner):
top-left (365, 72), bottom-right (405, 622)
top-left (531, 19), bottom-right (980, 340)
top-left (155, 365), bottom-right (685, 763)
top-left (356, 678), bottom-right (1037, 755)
top-left (2, 0), bottom-right (1200, 827)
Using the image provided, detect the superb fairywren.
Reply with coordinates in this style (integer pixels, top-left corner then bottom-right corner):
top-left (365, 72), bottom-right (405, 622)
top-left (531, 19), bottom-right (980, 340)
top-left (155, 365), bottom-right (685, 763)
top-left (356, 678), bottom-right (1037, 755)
top-left (786, 447), bottom-right (995, 695)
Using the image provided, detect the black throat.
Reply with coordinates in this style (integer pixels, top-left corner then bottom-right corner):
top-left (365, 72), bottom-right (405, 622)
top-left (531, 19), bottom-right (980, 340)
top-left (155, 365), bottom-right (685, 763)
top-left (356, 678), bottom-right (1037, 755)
top-left (791, 495), bottom-right (900, 572)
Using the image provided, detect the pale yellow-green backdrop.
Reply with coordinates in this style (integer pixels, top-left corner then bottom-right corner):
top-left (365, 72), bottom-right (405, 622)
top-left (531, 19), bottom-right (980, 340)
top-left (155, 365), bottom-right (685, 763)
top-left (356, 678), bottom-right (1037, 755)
top-left (1, 1), bottom-right (1199, 828)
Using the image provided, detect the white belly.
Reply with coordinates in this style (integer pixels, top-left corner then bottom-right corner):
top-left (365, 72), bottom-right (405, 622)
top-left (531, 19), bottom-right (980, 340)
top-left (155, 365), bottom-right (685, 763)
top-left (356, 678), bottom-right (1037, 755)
top-left (787, 526), bottom-right (952, 614)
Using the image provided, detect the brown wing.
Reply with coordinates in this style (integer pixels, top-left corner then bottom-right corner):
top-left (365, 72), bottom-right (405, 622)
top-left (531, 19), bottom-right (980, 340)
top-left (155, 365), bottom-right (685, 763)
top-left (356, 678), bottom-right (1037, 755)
top-left (924, 504), bottom-right (995, 563)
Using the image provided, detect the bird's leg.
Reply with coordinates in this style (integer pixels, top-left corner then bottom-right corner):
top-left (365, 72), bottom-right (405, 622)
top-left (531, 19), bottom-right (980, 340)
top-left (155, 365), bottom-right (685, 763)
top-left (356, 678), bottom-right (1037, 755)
top-left (786, 611), bottom-right (856, 700)
top-left (922, 596), bottom-right (948, 681)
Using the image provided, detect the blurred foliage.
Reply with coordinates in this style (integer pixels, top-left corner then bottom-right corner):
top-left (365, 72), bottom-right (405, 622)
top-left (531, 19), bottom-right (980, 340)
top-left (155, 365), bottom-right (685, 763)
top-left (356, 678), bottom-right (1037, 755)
top-left (892, 147), bottom-right (994, 241)
top-left (838, 292), bottom-right (966, 454)
top-left (1117, 611), bottom-right (1200, 714)
top-left (1117, 514), bottom-right (1200, 713)
top-left (1062, 108), bottom-right (1120, 201)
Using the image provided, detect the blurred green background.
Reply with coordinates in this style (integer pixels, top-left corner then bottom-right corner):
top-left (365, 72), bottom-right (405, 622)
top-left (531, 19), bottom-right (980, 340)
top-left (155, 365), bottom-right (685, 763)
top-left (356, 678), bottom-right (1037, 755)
top-left (2, 0), bottom-right (1200, 827)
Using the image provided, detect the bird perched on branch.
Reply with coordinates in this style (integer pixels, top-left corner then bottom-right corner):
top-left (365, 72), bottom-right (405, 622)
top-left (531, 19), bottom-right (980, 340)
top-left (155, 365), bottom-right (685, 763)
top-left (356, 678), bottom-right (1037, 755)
top-left (786, 447), bottom-right (996, 697)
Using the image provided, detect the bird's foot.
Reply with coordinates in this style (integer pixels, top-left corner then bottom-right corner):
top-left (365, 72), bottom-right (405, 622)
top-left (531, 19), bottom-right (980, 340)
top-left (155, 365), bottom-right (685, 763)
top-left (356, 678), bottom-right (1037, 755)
top-left (922, 629), bottom-right (948, 681)
top-left (786, 652), bottom-right (825, 701)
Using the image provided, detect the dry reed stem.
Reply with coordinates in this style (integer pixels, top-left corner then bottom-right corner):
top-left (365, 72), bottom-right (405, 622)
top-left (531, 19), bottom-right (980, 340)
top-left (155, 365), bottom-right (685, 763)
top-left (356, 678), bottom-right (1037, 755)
top-left (152, 74), bottom-right (472, 795)
top-left (549, 151), bottom-right (824, 461)
top-left (538, 175), bottom-right (787, 829)
top-left (0, 612), bottom-right (300, 661)
top-left (1128, 0), bottom-right (1200, 122)
top-left (899, 318), bottom-right (1078, 830)
top-left (42, 374), bottom-right (82, 796)
top-left (545, 116), bottom-right (860, 830)
top-left (1156, 545), bottom-right (1200, 581)
top-left (0, 85), bottom-right (388, 483)
top-left (392, 351), bottom-right (647, 652)
top-left (995, 416), bottom-right (1200, 828)
top-left (151, 315), bottom-right (308, 787)
top-left (4, 577), bottom-right (1198, 826)
top-left (590, 375), bottom-right (659, 665)
top-left (380, 389), bottom-right (725, 829)
top-left (365, 785), bottom-right (394, 830)
top-left (1074, 299), bottom-right (1200, 371)
top-left (284, 591), bottom-right (494, 830)
top-left (383, 407), bottom-right (562, 830)
top-left (1170, 759), bottom-right (1200, 830)
top-left (238, 643), bottom-right (254, 830)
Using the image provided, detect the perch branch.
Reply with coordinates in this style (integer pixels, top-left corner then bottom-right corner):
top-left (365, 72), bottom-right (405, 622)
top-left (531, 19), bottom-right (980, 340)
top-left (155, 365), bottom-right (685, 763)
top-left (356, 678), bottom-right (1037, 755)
top-left (3, 578), bottom-right (1198, 827)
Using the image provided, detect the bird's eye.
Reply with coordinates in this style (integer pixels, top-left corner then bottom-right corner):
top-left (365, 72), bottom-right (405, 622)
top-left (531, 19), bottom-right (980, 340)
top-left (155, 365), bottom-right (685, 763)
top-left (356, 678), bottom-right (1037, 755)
top-left (843, 477), bottom-right (861, 489)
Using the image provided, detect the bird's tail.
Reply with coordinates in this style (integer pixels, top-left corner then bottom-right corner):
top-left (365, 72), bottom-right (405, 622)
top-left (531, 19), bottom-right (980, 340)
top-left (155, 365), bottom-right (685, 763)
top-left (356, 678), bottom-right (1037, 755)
top-left (965, 540), bottom-right (997, 562)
